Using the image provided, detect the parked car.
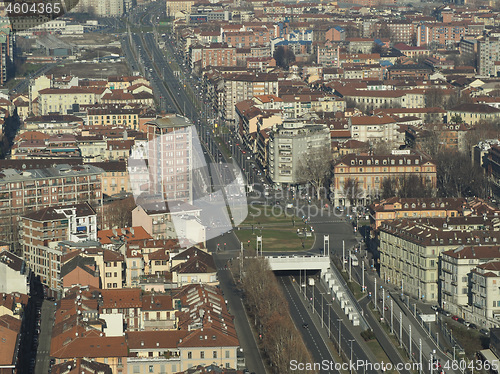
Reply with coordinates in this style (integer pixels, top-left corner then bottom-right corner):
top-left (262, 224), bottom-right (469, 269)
top-left (457, 318), bottom-right (466, 324)
top-left (469, 323), bottom-right (478, 329)
top-left (480, 328), bottom-right (490, 336)
top-left (452, 315), bottom-right (459, 321)
top-left (431, 305), bottom-right (439, 311)
top-left (441, 310), bottom-right (452, 317)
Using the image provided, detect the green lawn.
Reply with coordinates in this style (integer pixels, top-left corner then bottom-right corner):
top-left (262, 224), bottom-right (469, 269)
top-left (235, 204), bottom-right (315, 251)
top-left (235, 228), bottom-right (314, 252)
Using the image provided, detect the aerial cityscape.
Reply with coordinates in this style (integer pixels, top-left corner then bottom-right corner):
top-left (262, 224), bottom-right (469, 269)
top-left (3, 0), bottom-right (500, 373)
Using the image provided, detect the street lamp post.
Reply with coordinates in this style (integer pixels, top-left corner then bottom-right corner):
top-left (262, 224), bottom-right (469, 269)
top-left (349, 339), bottom-right (355, 374)
top-left (419, 339), bottom-right (422, 374)
top-left (337, 318), bottom-right (342, 355)
top-left (320, 292), bottom-right (325, 328)
top-left (327, 302), bottom-right (332, 338)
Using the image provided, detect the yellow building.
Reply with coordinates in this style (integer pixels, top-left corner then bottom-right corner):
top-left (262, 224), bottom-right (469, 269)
top-left (447, 103), bottom-right (500, 125)
top-left (370, 197), bottom-right (466, 229)
top-left (87, 108), bottom-right (141, 130)
top-left (88, 161), bottom-right (130, 196)
top-left (166, 0), bottom-right (195, 16)
top-left (37, 87), bottom-right (99, 115)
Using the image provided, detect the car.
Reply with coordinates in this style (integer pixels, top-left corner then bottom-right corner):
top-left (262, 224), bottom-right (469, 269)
top-left (452, 315), bottom-right (459, 321)
top-left (431, 305), bottom-right (439, 311)
top-left (457, 318), bottom-right (466, 324)
top-left (463, 321), bottom-right (471, 327)
top-left (440, 310), bottom-right (452, 317)
top-left (302, 323), bottom-right (309, 329)
top-left (480, 328), bottom-right (490, 336)
top-left (469, 323), bottom-right (478, 329)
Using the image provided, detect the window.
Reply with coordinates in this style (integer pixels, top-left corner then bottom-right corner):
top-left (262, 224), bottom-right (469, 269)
top-left (213, 351), bottom-right (217, 358)
top-left (200, 351), bottom-right (205, 358)
top-left (149, 366), bottom-right (154, 373)
top-left (225, 350), bottom-right (230, 358)
top-left (188, 352), bottom-right (192, 359)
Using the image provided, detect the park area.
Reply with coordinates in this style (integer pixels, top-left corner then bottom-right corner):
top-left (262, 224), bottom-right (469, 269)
top-left (235, 204), bottom-right (315, 252)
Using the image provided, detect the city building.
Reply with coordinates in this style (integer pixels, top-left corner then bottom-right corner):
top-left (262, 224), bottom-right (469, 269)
top-left (447, 103), bottom-right (500, 125)
top-left (369, 197), bottom-right (467, 229)
top-left (0, 23), bottom-right (14, 86)
top-left (87, 108), bottom-right (141, 131)
top-left (267, 121), bottom-right (331, 185)
top-left (221, 73), bottom-right (279, 121)
top-left (479, 35), bottom-right (500, 77)
top-left (0, 162), bottom-right (103, 246)
top-left (20, 203), bottom-right (97, 289)
top-left (136, 115), bottom-right (195, 203)
top-left (332, 150), bottom-right (437, 206)
top-left (440, 246), bottom-right (500, 325)
top-left (379, 216), bottom-right (500, 303)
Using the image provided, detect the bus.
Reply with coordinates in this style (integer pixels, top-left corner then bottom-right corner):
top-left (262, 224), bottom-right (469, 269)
top-left (350, 253), bottom-right (359, 267)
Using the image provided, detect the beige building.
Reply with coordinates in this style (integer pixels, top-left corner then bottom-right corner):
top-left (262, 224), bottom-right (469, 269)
top-left (171, 247), bottom-right (218, 287)
top-left (333, 150), bottom-right (437, 206)
top-left (349, 114), bottom-right (404, 145)
top-left (36, 87), bottom-right (101, 115)
top-left (379, 216), bottom-right (500, 302)
top-left (471, 261), bottom-right (500, 328)
top-left (87, 108), bottom-right (141, 131)
top-left (88, 161), bottom-right (130, 196)
top-left (447, 103), bottom-right (500, 126)
top-left (222, 73), bottom-right (279, 121)
top-left (441, 246), bottom-right (500, 324)
top-left (166, 0), bottom-right (196, 15)
top-left (73, 0), bottom-right (125, 16)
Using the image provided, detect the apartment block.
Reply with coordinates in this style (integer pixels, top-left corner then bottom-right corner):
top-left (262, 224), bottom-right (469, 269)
top-left (441, 246), bottom-right (500, 324)
top-left (417, 22), bottom-right (468, 48)
top-left (73, 0), bottom-right (125, 16)
top-left (89, 161), bottom-right (129, 197)
top-left (267, 121), bottom-right (331, 185)
top-left (333, 151), bottom-right (437, 206)
top-left (379, 216), bottom-right (500, 303)
top-left (21, 202), bottom-right (97, 290)
top-left (369, 197), bottom-right (468, 229)
top-left (37, 87), bottom-right (101, 115)
top-left (479, 36), bottom-right (500, 76)
top-left (0, 162), bottom-right (102, 246)
top-left (138, 115), bottom-right (194, 203)
top-left (87, 108), bottom-right (141, 131)
top-left (447, 103), bottom-right (500, 125)
top-left (20, 115), bottom-right (84, 136)
top-left (0, 25), bottom-right (14, 86)
top-left (201, 44), bottom-right (236, 68)
top-left (471, 261), bottom-right (500, 327)
top-left (221, 73), bottom-right (279, 121)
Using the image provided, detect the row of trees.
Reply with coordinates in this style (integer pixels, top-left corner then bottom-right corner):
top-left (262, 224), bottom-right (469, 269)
top-left (240, 258), bottom-right (315, 374)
